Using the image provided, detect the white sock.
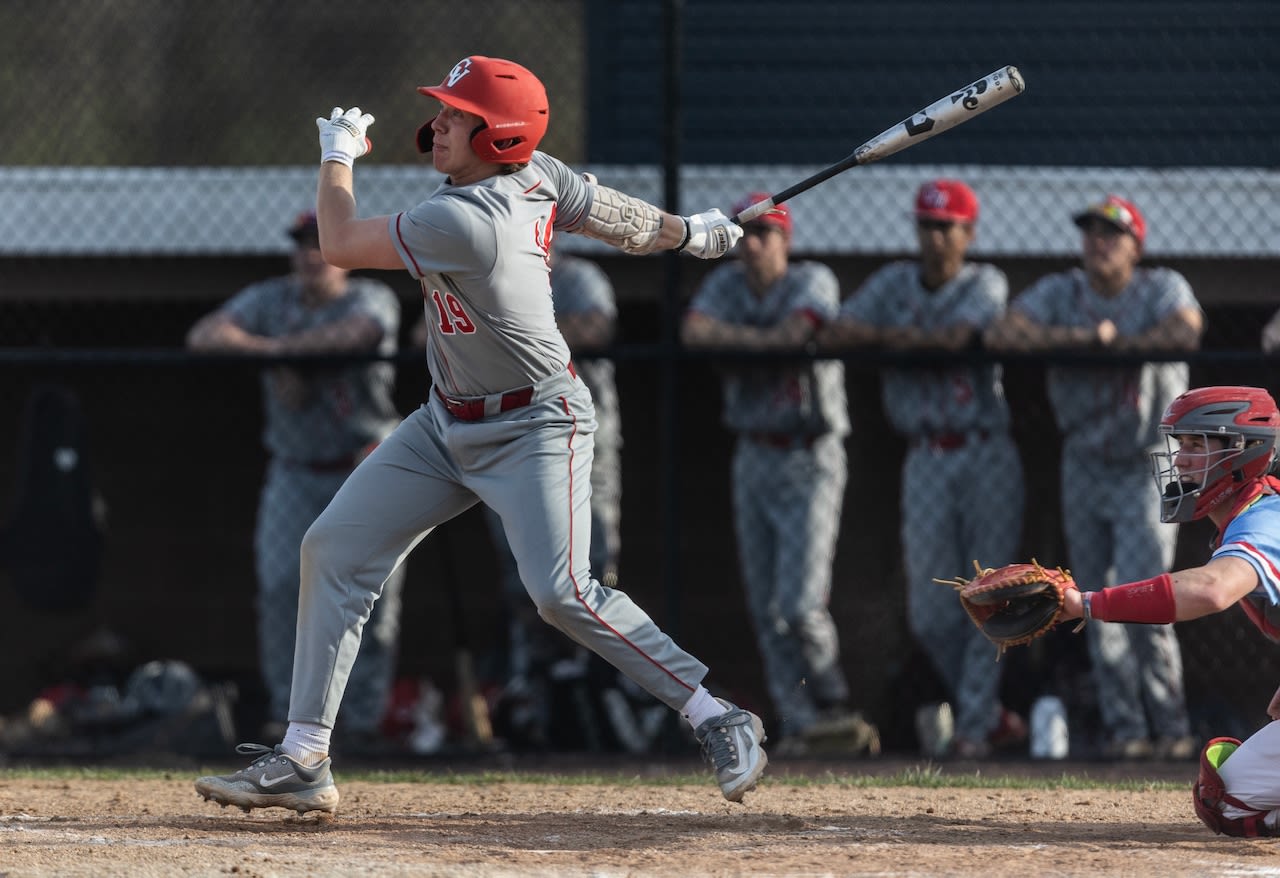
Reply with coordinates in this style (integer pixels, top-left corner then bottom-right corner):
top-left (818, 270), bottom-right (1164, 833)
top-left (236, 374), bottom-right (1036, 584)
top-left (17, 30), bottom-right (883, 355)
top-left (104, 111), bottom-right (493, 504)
top-left (281, 721), bottom-right (331, 767)
top-left (681, 686), bottom-right (726, 730)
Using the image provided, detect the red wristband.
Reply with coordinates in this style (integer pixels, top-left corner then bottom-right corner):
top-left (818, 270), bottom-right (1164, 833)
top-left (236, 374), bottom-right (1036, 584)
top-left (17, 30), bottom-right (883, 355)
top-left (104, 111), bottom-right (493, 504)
top-left (1088, 573), bottom-right (1177, 624)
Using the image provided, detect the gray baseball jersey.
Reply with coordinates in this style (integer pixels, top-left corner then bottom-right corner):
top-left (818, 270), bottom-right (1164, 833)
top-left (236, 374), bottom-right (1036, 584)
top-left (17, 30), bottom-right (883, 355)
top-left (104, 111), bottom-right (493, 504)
top-left (222, 275), bottom-right (401, 461)
top-left (391, 151), bottom-right (588, 396)
top-left (841, 261), bottom-right (1011, 435)
top-left (688, 260), bottom-right (849, 437)
top-left (289, 151), bottom-right (711, 729)
top-left (1012, 266), bottom-right (1200, 459)
top-left (841, 259), bottom-right (1023, 744)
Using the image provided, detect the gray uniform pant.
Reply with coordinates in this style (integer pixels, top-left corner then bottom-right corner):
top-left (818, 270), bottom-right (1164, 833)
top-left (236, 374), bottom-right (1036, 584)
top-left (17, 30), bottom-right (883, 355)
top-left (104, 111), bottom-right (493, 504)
top-left (902, 432), bottom-right (1024, 742)
top-left (1060, 445), bottom-right (1190, 743)
top-left (255, 459), bottom-right (403, 732)
top-left (732, 433), bottom-right (848, 736)
top-left (289, 370), bottom-right (708, 728)
top-left (484, 411), bottom-right (621, 678)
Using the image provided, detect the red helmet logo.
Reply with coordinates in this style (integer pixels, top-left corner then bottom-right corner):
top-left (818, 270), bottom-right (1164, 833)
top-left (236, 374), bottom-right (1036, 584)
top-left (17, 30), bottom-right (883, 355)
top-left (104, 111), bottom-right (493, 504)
top-left (444, 58), bottom-right (473, 88)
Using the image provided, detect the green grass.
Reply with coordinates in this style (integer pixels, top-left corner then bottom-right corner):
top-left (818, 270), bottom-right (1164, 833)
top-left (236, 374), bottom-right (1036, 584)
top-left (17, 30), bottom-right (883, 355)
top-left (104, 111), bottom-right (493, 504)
top-left (0, 764), bottom-right (1186, 792)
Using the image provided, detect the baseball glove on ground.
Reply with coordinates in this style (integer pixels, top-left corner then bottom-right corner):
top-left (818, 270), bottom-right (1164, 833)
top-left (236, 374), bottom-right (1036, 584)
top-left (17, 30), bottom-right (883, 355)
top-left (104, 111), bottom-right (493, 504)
top-left (935, 560), bottom-right (1078, 658)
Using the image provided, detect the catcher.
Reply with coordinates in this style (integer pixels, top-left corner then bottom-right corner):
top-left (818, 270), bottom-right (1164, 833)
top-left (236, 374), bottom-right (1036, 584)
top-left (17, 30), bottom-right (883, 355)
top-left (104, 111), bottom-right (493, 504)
top-left (949, 385), bottom-right (1280, 837)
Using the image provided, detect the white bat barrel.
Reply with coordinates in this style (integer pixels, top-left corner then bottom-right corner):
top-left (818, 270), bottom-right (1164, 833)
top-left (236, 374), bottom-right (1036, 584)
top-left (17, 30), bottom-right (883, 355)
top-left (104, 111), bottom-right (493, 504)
top-left (731, 66), bottom-right (1025, 226)
top-left (854, 65), bottom-right (1024, 164)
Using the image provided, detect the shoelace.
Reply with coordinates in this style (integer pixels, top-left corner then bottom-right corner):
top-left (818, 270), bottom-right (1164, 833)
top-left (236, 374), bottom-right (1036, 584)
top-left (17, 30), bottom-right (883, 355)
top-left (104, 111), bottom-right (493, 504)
top-left (234, 742), bottom-right (284, 769)
top-left (700, 720), bottom-right (741, 771)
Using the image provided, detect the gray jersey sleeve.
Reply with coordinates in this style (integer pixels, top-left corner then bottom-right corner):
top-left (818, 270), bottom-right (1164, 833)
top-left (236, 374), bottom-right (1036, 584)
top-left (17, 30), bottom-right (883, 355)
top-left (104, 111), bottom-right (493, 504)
top-left (221, 279), bottom-right (278, 332)
top-left (391, 189), bottom-right (496, 281)
top-left (840, 260), bottom-right (911, 324)
top-left (536, 152), bottom-right (593, 233)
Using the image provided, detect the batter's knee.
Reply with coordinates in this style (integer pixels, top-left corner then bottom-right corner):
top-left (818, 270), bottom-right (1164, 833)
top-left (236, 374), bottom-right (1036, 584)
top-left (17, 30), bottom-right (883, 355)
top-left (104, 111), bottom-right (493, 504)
top-left (525, 578), bottom-right (591, 633)
top-left (299, 514), bottom-right (344, 573)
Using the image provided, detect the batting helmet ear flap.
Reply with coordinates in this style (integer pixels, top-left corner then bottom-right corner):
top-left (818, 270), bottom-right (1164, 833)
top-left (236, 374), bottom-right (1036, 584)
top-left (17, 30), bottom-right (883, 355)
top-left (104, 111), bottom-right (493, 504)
top-left (416, 119), bottom-right (435, 154)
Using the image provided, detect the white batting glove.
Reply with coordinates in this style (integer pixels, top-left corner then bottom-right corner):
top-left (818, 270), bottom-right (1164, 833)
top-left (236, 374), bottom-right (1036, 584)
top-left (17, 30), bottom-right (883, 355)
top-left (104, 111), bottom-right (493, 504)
top-left (678, 209), bottom-right (742, 259)
top-left (316, 107), bottom-right (374, 167)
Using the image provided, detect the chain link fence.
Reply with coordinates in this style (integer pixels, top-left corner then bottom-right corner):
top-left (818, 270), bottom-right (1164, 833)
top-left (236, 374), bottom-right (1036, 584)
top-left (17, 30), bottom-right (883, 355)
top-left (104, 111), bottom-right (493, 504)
top-left (0, 0), bottom-right (1278, 760)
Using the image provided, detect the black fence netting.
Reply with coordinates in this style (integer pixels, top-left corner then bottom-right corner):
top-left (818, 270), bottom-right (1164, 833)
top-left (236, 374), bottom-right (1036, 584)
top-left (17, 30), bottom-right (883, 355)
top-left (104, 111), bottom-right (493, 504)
top-left (0, 0), bottom-right (1277, 762)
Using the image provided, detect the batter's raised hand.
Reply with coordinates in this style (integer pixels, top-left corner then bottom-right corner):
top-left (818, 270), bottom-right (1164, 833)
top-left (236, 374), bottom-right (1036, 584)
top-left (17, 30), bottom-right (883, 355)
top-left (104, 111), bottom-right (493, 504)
top-left (679, 209), bottom-right (743, 259)
top-left (317, 107), bottom-right (374, 167)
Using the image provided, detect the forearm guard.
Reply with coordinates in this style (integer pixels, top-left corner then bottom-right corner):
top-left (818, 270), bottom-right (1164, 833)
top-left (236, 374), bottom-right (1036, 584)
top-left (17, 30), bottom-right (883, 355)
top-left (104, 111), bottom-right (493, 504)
top-left (579, 185), bottom-right (665, 255)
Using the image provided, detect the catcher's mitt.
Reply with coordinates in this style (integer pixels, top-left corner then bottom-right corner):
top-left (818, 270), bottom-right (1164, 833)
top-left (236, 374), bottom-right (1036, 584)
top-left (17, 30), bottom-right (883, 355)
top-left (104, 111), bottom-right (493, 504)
top-left (935, 560), bottom-right (1079, 658)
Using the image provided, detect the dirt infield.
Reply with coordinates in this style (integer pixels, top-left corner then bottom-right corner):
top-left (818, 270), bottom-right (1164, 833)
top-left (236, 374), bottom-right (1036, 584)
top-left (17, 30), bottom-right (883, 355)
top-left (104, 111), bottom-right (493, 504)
top-left (1, 757), bottom-right (1273, 877)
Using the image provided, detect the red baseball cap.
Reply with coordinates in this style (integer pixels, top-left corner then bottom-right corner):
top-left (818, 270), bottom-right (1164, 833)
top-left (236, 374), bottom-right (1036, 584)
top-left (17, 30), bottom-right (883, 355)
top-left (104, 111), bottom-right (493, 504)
top-left (732, 192), bottom-right (792, 235)
top-left (914, 179), bottom-right (979, 223)
top-left (1072, 194), bottom-right (1146, 246)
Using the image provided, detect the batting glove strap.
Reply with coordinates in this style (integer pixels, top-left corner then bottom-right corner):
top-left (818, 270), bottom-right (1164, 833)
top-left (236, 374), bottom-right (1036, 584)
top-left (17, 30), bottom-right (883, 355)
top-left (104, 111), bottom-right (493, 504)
top-left (317, 106), bottom-right (375, 167)
top-left (674, 217), bottom-right (693, 252)
top-left (681, 209), bottom-right (742, 259)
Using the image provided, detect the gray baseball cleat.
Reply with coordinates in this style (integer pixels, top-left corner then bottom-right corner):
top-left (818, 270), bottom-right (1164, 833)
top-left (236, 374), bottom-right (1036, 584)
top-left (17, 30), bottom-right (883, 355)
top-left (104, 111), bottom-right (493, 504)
top-left (694, 698), bottom-right (768, 802)
top-left (195, 743), bottom-right (339, 815)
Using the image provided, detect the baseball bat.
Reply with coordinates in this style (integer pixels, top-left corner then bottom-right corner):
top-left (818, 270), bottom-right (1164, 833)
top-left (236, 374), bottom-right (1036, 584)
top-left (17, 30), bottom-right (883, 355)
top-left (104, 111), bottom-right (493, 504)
top-left (733, 65), bottom-right (1025, 225)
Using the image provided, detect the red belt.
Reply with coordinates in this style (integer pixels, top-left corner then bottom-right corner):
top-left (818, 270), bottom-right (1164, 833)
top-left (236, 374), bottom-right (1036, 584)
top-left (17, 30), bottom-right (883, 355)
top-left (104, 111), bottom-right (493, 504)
top-left (746, 433), bottom-right (818, 451)
top-left (914, 429), bottom-right (989, 451)
top-left (436, 363), bottom-right (575, 422)
top-left (436, 385), bottom-right (532, 420)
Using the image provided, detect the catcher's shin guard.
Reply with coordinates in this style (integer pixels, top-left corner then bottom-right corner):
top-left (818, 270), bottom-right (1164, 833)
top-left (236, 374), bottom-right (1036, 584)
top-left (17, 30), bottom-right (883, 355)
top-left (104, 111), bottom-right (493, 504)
top-left (1192, 737), bottom-right (1275, 837)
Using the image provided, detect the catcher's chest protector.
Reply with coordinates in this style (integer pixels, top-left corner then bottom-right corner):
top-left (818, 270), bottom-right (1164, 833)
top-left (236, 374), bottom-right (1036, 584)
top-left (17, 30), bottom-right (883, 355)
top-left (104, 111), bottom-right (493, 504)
top-left (1193, 737), bottom-right (1275, 837)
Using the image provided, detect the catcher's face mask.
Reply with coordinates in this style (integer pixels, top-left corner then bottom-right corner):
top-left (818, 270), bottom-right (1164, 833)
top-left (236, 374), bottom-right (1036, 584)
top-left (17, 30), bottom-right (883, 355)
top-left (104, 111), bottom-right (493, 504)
top-left (1154, 386), bottom-right (1280, 523)
top-left (1151, 432), bottom-right (1242, 523)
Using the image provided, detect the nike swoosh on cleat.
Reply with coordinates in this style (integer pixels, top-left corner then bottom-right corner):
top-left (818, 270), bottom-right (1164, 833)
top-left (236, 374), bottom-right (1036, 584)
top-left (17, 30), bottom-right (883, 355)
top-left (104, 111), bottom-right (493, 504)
top-left (259, 771), bottom-right (298, 788)
top-left (722, 728), bottom-right (755, 776)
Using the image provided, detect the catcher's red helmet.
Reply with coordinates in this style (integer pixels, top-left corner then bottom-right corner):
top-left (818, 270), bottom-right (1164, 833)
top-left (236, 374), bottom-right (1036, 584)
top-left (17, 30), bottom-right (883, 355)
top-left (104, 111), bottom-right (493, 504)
top-left (1152, 385), bottom-right (1280, 522)
top-left (417, 56), bottom-right (549, 164)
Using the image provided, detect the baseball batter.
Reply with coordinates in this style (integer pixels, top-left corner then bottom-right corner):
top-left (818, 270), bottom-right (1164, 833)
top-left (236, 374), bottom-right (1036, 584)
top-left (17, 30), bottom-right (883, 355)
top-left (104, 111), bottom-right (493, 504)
top-left (185, 211), bottom-right (405, 746)
top-left (196, 55), bottom-right (764, 815)
top-left (1053, 386), bottom-right (1280, 837)
top-left (985, 194), bottom-right (1204, 759)
top-left (820, 180), bottom-right (1025, 759)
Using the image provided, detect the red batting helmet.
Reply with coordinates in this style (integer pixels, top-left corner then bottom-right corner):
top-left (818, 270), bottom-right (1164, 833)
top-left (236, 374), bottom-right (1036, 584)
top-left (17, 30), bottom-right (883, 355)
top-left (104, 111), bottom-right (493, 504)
top-left (417, 56), bottom-right (549, 164)
top-left (1151, 386), bottom-right (1280, 522)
